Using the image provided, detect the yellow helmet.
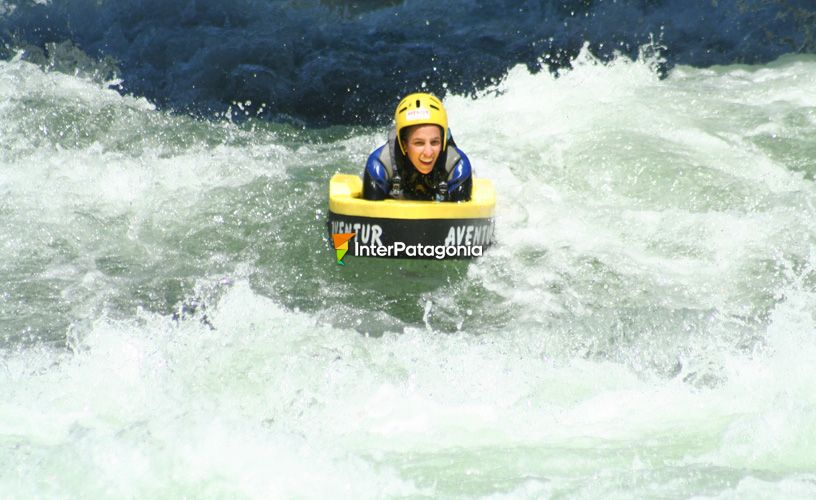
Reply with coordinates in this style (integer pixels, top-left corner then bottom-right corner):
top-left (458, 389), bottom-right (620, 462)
top-left (394, 92), bottom-right (448, 154)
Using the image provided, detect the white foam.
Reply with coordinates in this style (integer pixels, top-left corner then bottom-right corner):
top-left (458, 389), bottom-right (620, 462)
top-left (3, 49), bottom-right (816, 497)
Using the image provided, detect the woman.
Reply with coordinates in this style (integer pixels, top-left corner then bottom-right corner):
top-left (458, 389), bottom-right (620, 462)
top-left (363, 93), bottom-right (472, 201)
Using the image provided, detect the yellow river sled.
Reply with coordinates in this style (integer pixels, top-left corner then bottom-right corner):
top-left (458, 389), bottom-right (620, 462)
top-left (327, 174), bottom-right (495, 259)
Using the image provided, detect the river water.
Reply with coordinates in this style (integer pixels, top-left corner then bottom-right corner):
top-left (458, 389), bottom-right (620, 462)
top-left (2, 24), bottom-right (816, 500)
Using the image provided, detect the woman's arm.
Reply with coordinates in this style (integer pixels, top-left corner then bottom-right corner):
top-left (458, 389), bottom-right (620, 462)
top-left (363, 145), bottom-right (390, 200)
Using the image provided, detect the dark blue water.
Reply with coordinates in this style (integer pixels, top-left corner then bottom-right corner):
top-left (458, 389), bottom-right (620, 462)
top-left (1, 0), bottom-right (814, 125)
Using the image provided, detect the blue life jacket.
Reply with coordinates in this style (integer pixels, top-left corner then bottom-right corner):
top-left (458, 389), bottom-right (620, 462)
top-left (363, 128), bottom-right (472, 201)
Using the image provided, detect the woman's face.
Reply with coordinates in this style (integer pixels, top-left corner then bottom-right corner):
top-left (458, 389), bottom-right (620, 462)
top-left (404, 124), bottom-right (442, 174)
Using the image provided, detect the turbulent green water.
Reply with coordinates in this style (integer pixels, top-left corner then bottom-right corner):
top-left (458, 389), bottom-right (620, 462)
top-left (2, 50), bottom-right (816, 498)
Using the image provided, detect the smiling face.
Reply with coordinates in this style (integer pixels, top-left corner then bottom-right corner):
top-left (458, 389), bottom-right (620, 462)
top-left (403, 124), bottom-right (443, 174)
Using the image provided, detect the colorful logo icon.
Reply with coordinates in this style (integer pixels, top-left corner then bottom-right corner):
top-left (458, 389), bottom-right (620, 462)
top-left (331, 232), bottom-right (356, 265)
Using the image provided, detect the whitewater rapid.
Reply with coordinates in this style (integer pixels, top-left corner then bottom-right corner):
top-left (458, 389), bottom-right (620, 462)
top-left (2, 49), bottom-right (816, 498)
